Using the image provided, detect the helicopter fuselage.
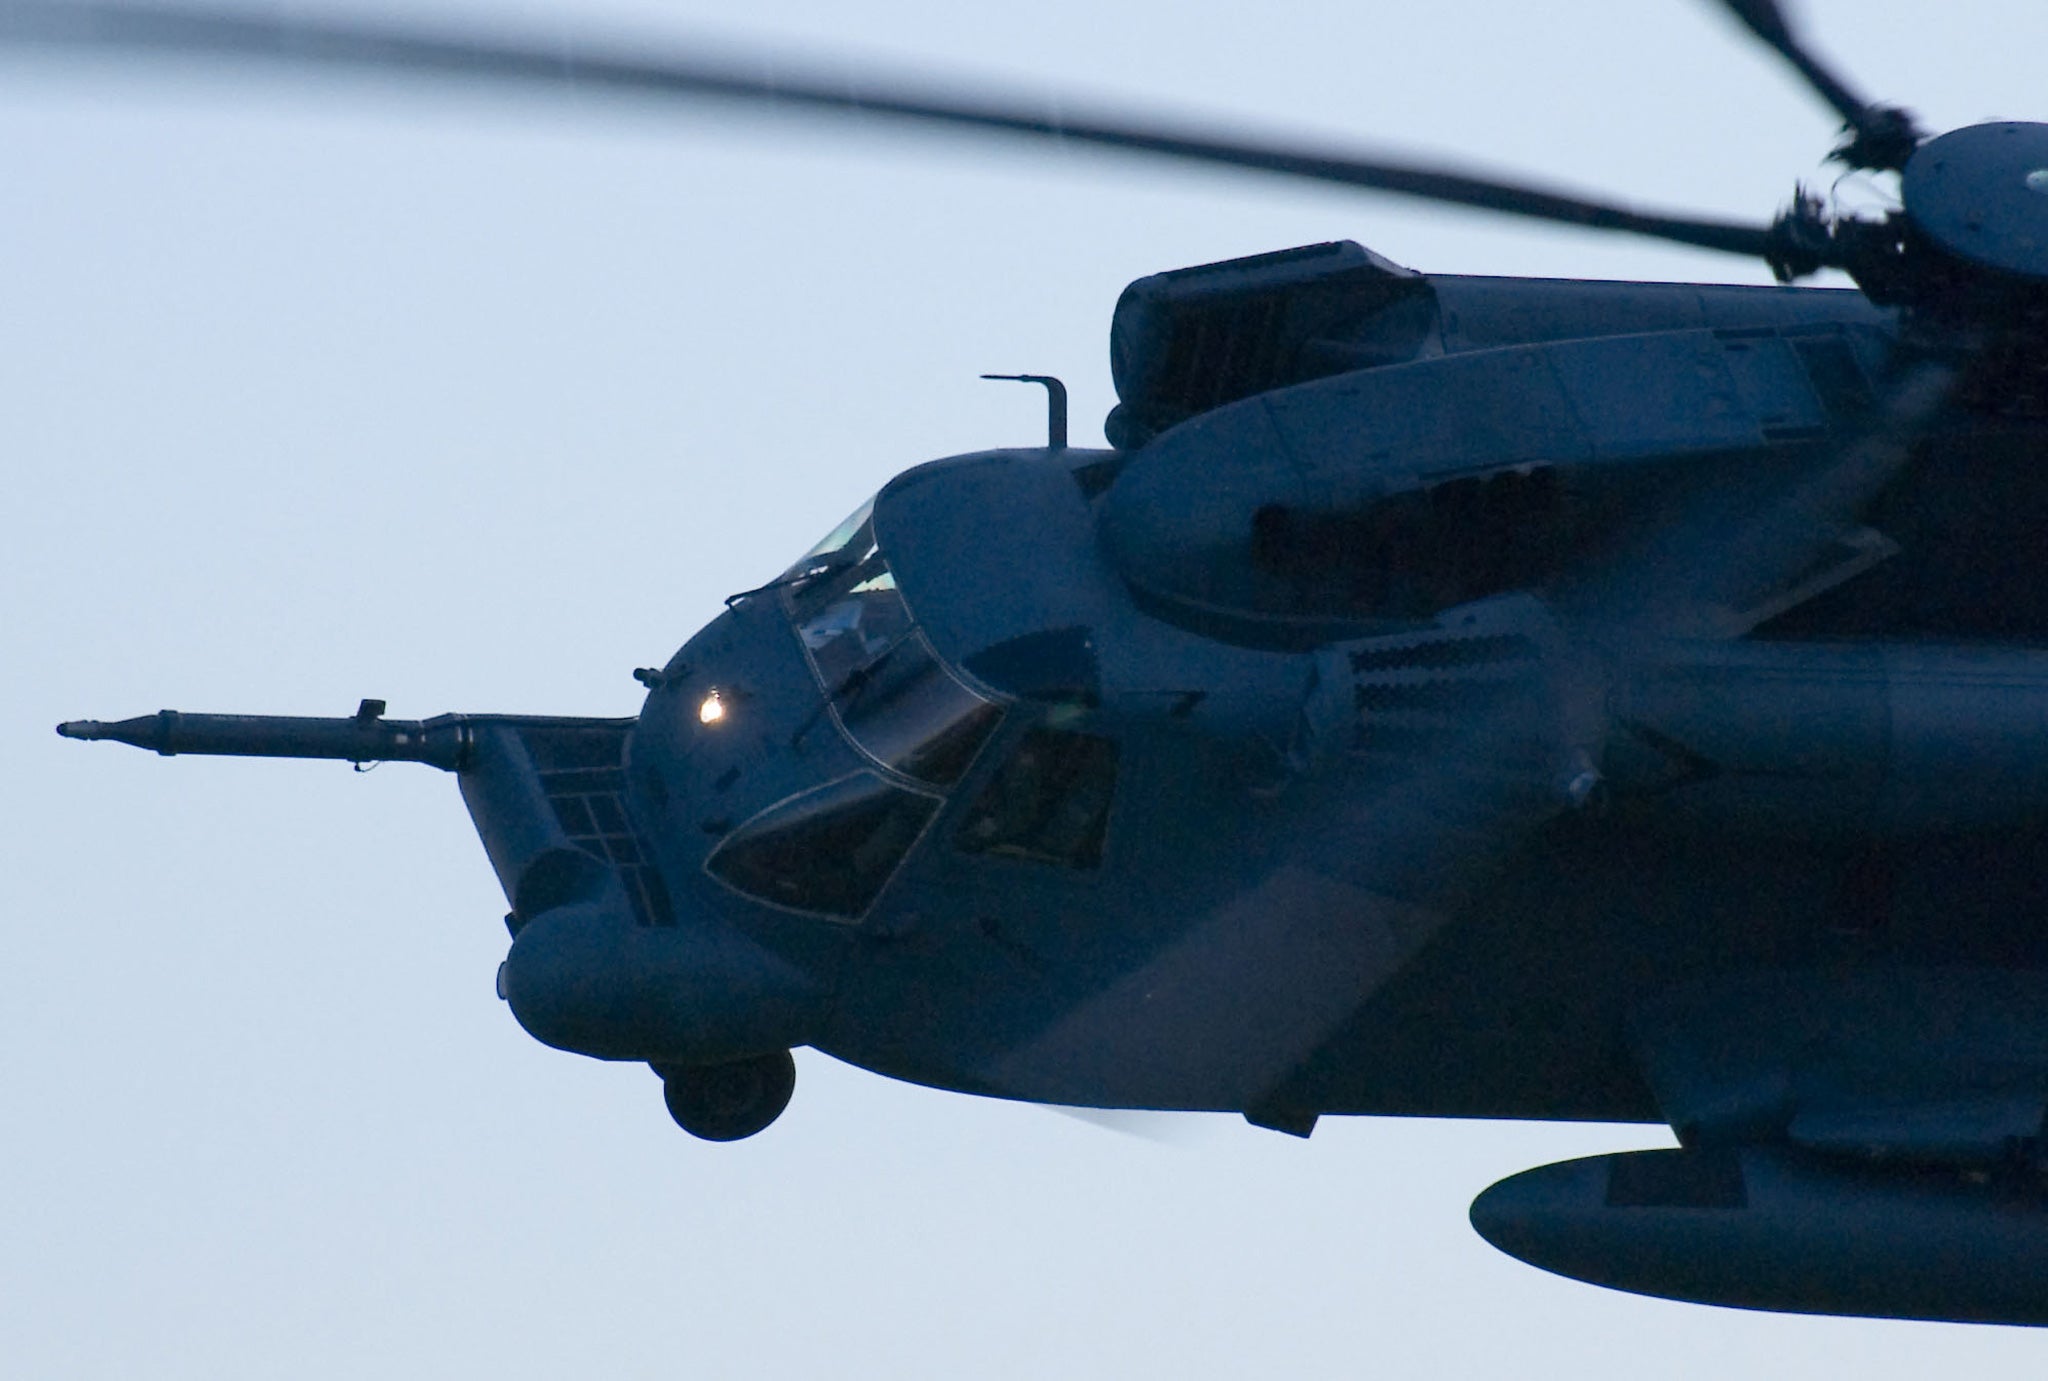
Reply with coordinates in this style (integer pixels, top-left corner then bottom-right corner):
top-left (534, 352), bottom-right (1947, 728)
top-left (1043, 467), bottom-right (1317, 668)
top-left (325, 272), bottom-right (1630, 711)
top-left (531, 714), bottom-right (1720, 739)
top-left (476, 254), bottom-right (2048, 1142)
top-left (64, 258), bottom-right (2048, 1325)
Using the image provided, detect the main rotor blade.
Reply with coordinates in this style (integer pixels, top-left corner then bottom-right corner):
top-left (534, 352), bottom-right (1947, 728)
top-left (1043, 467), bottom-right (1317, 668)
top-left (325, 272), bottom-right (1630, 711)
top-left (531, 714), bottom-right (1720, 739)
top-left (1211, 360), bottom-right (1960, 1114)
top-left (1, 0), bottom-right (1776, 262)
top-left (1576, 356), bottom-right (1960, 640)
top-left (1712, 0), bottom-right (1920, 169)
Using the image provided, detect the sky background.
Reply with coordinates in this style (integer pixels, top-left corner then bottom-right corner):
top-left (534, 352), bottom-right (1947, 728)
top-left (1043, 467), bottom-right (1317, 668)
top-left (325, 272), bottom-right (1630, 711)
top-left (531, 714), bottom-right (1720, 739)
top-left (4, 1), bottom-right (2046, 1375)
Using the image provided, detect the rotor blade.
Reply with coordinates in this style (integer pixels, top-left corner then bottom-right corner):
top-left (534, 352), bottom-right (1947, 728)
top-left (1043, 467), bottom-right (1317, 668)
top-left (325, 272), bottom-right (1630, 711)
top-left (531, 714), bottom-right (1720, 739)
top-left (0, 0), bottom-right (1776, 262)
top-left (1712, 0), bottom-right (1920, 168)
top-left (1703, 360), bottom-right (1957, 615)
top-left (1182, 362), bottom-right (1960, 1114)
top-left (983, 598), bottom-right (1596, 1116)
top-left (1573, 356), bottom-right (1960, 640)
top-left (989, 355), bottom-right (1959, 1120)
top-left (1046, 1105), bottom-right (1217, 1146)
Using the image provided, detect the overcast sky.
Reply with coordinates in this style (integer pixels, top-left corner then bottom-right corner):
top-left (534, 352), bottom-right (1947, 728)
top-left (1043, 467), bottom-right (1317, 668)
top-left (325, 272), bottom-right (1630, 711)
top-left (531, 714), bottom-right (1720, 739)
top-left (5, 1), bottom-right (2047, 1376)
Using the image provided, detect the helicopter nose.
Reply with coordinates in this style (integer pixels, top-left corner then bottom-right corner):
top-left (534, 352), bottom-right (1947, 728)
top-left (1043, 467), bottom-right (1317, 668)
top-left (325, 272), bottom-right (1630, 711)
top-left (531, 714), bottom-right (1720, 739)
top-left (501, 901), bottom-right (824, 1064)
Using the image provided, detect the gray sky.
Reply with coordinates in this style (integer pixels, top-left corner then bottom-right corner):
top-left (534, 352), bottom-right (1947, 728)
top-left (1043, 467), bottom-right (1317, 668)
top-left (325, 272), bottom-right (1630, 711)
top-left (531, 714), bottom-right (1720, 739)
top-left (4, 1), bottom-right (2046, 1375)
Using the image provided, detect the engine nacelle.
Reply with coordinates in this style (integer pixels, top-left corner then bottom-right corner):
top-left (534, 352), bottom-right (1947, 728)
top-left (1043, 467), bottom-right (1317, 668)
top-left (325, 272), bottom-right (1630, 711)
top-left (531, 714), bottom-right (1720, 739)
top-left (1103, 240), bottom-right (1891, 450)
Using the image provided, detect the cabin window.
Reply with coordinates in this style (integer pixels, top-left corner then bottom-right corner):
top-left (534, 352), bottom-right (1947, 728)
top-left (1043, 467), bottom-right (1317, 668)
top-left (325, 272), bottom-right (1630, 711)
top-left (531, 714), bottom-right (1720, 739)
top-left (956, 727), bottom-right (1118, 869)
top-left (707, 773), bottom-right (939, 919)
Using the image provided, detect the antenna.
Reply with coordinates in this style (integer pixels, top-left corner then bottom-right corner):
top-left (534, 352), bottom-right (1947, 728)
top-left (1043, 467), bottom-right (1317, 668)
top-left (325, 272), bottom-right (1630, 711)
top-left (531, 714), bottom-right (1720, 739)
top-left (981, 373), bottom-right (1068, 449)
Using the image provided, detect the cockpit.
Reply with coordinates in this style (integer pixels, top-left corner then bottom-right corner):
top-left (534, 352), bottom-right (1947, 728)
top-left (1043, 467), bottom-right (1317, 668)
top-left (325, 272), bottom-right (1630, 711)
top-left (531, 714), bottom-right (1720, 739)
top-left (699, 495), bottom-right (1120, 923)
top-left (781, 499), bottom-right (1003, 788)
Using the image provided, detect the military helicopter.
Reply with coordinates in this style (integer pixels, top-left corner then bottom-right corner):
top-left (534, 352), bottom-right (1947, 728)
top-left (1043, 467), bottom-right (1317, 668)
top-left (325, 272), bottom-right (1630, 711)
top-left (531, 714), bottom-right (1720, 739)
top-left (24, 0), bottom-right (2048, 1330)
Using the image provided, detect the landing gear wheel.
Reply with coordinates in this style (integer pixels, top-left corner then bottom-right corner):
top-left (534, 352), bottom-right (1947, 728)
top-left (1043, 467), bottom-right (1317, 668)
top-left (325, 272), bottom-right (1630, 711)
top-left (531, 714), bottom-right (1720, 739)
top-left (660, 1050), bottom-right (796, 1141)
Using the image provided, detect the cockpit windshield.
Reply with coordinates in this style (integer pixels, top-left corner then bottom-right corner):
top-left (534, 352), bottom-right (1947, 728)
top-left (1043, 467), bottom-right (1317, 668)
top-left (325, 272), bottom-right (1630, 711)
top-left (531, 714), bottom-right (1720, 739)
top-left (705, 499), bottom-right (1122, 920)
top-left (702, 500), bottom-right (1006, 920)
top-left (787, 509), bottom-right (911, 693)
top-left (782, 501), bottom-right (1002, 790)
top-left (778, 497), bottom-right (878, 591)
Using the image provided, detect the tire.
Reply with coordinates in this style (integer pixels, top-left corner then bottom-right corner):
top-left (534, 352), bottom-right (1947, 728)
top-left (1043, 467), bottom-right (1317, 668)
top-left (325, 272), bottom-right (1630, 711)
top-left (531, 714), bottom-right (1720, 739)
top-left (661, 1050), bottom-right (797, 1141)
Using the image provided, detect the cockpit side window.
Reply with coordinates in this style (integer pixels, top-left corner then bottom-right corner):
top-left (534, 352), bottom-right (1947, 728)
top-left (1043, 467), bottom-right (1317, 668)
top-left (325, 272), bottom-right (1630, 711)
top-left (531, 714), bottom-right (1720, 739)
top-left (956, 727), bottom-right (1118, 869)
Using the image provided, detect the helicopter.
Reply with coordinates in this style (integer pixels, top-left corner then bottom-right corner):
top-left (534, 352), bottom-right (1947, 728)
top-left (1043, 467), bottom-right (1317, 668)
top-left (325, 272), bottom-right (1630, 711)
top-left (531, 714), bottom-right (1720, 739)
top-left (22, 0), bottom-right (2048, 1332)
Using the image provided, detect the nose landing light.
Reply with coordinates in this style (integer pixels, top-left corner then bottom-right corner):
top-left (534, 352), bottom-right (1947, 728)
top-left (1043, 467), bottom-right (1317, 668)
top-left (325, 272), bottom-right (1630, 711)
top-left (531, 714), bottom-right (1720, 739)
top-left (698, 689), bottom-right (727, 725)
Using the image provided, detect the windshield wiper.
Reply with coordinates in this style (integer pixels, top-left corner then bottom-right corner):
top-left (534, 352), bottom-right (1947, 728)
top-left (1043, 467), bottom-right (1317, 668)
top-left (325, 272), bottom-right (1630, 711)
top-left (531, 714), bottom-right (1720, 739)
top-left (724, 556), bottom-right (854, 609)
top-left (829, 628), bottom-right (916, 708)
top-left (789, 627), bottom-right (918, 749)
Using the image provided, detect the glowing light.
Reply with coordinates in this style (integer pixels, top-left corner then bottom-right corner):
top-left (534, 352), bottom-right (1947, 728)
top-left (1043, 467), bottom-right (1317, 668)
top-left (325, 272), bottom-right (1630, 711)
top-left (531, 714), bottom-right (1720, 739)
top-left (698, 690), bottom-right (727, 725)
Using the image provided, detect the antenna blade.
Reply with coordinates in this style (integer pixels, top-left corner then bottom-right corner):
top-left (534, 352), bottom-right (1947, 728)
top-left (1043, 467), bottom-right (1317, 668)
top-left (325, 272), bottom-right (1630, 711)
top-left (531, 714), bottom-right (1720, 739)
top-left (2, 0), bottom-right (1777, 263)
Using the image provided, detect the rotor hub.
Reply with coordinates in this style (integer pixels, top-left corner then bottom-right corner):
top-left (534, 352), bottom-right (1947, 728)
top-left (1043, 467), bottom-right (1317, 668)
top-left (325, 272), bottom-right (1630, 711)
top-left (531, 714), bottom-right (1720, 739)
top-left (1903, 122), bottom-right (2048, 285)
